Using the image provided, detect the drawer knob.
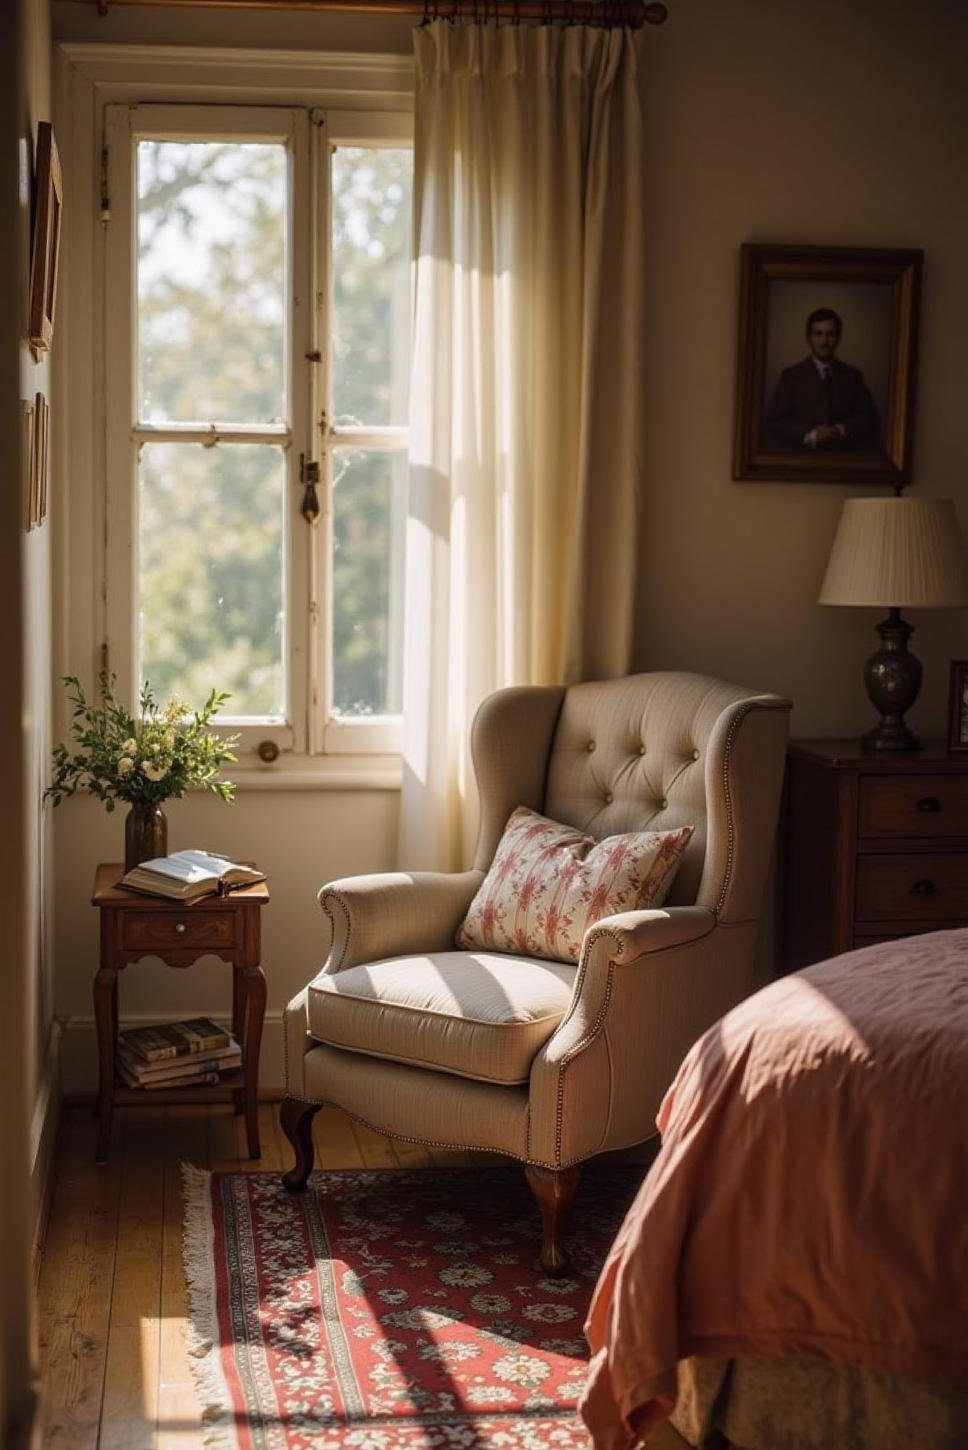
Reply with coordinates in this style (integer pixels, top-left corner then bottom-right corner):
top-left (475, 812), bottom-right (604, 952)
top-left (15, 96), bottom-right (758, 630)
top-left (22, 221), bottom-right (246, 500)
top-left (916, 796), bottom-right (941, 813)
top-left (911, 879), bottom-right (936, 896)
top-left (174, 922), bottom-right (187, 934)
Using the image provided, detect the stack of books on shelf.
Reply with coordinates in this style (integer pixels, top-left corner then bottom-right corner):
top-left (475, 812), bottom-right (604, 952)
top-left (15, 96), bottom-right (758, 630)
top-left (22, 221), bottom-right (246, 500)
top-left (117, 1016), bottom-right (241, 1090)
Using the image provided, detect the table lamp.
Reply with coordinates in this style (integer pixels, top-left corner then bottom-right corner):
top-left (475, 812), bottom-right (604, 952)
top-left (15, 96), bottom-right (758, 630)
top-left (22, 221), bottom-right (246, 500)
top-left (818, 495), bottom-right (968, 752)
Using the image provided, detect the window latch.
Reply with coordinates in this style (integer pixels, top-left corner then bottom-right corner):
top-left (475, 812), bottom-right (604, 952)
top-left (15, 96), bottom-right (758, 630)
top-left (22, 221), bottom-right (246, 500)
top-left (299, 453), bottom-right (321, 525)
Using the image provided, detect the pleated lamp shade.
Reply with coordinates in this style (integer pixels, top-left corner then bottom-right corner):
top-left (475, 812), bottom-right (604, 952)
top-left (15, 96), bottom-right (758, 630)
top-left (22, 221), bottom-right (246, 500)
top-left (819, 496), bottom-right (968, 609)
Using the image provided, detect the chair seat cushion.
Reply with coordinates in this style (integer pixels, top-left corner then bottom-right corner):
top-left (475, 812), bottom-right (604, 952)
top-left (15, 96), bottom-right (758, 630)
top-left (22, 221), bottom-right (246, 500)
top-left (307, 950), bottom-right (576, 1086)
top-left (456, 805), bottom-right (694, 963)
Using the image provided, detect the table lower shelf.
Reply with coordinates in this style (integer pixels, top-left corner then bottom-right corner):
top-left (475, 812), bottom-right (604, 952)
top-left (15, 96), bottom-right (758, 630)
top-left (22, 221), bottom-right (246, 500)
top-left (113, 1065), bottom-right (246, 1107)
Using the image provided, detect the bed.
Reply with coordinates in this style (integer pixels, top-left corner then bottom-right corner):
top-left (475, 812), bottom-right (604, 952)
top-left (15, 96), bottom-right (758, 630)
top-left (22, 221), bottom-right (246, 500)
top-left (579, 928), bottom-right (968, 1450)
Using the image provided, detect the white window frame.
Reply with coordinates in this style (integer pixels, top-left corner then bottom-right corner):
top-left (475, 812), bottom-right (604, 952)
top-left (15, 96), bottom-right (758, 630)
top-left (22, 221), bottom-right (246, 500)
top-left (54, 44), bottom-right (414, 787)
top-left (320, 109), bottom-right (412, 757)
top-left (104, 103), bottom-right (312, 756)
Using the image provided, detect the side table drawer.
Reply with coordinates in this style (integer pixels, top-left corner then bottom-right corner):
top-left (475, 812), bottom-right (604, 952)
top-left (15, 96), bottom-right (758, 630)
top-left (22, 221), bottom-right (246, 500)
top-left (855, 854), bottom-right (968, 923)
top-left (119, 909), bottom-right (237, 953)
top-left (858, 774), bottom-right (968, 838)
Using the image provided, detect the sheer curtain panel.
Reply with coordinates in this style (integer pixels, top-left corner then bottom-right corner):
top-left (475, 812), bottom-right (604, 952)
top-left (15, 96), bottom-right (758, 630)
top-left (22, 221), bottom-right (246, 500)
top-left (401, 19), bottom-right (645, 868)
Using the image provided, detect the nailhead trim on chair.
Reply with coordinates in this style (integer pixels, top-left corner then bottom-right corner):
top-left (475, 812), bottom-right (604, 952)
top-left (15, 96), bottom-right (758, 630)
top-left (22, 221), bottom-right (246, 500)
top-left (714, 699), bottom-right (757, 918)
top-left (549, 697), bottom-right (773, 1166)
top-left (320, 890), bottom-right (353, 973)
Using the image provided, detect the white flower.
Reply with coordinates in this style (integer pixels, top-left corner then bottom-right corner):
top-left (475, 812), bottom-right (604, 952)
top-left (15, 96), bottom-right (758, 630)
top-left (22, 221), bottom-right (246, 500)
top-left (142, 762), bottom-right (167, 782)
top-left (121, 738), bottom-right (137, 755)
top-left (116, 757), bottom-right (134, 776)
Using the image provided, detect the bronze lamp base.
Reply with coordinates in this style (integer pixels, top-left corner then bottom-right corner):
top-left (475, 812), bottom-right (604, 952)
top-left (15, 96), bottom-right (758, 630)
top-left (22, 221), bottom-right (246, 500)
top-left (860, 607), bottom-right (922, 752)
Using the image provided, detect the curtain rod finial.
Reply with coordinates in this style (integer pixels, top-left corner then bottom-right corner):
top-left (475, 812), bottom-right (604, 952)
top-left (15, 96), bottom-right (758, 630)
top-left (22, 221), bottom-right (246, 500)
top-left (643, 1), bottom-right (667, 22)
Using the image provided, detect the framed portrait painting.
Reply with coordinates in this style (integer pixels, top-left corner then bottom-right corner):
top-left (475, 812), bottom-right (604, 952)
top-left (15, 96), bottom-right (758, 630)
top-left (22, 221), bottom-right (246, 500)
top-left (28, 122), bottom-right (63, 355)
top-left (732, 244), bottom-right (922, 485)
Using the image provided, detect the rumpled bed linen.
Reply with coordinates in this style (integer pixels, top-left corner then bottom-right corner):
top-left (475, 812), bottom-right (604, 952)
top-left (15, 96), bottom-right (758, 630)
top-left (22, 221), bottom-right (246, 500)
top-left (581, 928), bottom-right (968, 1448)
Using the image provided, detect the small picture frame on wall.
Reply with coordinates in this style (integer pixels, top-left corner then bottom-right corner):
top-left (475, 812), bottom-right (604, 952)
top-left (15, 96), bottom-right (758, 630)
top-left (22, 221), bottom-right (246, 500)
top-left (21, 399), bottom-right (36, 530)
top-left (946, 661), bottom-right (968, 754)
top-left (30, 392), bottom-right (49, 530)
top-left (28, 122), bottom-right (63, 355)
top-left (732, 244), bottom-right (922, 486)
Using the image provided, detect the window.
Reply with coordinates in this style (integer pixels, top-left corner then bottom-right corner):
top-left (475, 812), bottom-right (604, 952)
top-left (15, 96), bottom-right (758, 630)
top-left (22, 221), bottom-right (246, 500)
top-left (103, 104), bottom-right (412, 764)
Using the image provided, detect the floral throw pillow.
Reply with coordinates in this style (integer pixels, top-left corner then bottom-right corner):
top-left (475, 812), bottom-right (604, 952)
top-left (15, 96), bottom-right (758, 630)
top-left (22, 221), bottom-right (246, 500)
top-left (456, 805), bottom-right (694, 964)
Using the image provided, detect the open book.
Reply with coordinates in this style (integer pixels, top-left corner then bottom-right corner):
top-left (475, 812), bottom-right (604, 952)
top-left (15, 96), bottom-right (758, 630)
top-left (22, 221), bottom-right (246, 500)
top-left (118, 849), bottom-right (265, 902)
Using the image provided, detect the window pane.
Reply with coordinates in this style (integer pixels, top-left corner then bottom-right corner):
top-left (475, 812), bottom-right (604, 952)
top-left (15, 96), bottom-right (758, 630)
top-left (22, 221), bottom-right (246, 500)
top-left (138, 443), bottom-right (286, 717)
top-left (331, 448), bottom-right (405, 717)
top-left (331, 147), bottom-right (412, 428)
top-left (137, 141), bottom-right (287, 426)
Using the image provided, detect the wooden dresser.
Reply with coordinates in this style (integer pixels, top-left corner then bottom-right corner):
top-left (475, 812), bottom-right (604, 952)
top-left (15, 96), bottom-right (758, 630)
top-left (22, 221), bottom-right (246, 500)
top-left (784, 740), bottom-right (968, 972)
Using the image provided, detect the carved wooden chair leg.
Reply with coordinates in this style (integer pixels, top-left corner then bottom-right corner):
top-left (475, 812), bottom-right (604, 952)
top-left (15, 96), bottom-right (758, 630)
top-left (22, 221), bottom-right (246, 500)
top-left (524, 1163), bottom-right (582, 1275)
top-left (279, 1096), bottom-right (321, 1190)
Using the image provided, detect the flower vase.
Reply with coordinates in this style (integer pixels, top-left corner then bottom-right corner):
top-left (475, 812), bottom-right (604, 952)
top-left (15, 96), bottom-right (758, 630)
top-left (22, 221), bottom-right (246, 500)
top-left (124, 802), bottom-right (168, 872)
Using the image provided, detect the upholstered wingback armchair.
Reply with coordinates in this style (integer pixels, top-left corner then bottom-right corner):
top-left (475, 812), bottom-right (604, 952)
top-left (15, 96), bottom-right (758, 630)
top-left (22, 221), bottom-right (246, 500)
top-left (280, 672), bottom-right (791, 1271)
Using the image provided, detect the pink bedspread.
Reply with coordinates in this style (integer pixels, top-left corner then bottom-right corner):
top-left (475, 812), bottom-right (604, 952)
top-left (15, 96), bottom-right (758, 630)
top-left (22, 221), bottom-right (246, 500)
top-left (581, 928), bottom-right (968, 1449)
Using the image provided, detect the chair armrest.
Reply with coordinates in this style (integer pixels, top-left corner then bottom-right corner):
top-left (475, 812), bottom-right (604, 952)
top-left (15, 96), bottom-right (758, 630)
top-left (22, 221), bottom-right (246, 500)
top-left (583, 905), bottom-right (717, 963)
top-left (319, 870), bottom-right (484, 973)
top-left (528, 906), bottom-right (753, 1165)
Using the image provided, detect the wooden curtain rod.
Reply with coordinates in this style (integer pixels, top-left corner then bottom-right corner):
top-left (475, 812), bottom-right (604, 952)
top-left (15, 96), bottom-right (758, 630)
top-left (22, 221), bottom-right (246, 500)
top-left (73, 0), bottom-right (667, 28)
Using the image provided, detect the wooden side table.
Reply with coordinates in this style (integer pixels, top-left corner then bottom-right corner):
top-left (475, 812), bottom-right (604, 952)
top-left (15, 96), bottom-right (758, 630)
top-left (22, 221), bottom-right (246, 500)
top-left (784, 741), bottom-right (968, 972)
top-left (91, 863), bottom-right (270, 1164)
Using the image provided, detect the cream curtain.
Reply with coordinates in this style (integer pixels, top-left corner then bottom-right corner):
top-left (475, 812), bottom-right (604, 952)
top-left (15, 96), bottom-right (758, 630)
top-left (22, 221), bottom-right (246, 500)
top-left (400, 18), bottom-right (645, 869)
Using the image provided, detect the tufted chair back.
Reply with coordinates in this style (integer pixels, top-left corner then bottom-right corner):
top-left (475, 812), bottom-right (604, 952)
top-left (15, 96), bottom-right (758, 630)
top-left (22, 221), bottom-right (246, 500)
top-left (471, 671), bottom-right (789, 926)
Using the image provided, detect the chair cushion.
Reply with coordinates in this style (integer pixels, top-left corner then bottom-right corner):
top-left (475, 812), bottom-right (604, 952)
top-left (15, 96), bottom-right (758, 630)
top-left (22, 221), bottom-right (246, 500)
top-left (456, 805), bottom-right (694, 963)
top-left (308, 950), bottom-right (577, 1086)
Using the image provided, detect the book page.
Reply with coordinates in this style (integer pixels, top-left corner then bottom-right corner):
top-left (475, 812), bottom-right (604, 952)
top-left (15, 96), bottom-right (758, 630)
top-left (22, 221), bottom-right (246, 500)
top-left (132, 850), bottom-right (238, 884)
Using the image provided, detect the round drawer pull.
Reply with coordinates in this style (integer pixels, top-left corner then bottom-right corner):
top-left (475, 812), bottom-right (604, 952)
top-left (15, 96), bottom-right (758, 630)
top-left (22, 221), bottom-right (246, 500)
top-left (911, 879), bottom-right (936, 896)
top-left (174, 922), bottom-right (188, 934)
top-left (915, 796), bottom-right (941, 813)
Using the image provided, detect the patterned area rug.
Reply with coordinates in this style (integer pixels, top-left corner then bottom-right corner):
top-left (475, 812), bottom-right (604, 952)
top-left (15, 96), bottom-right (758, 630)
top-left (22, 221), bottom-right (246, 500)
top-left (182, 1165), bottom-right (642, 1450)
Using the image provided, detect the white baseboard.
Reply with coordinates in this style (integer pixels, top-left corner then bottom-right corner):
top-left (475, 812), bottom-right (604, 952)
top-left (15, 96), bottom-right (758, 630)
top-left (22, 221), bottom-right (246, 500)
top-left (59, 1009), bottom-right (287, 1099)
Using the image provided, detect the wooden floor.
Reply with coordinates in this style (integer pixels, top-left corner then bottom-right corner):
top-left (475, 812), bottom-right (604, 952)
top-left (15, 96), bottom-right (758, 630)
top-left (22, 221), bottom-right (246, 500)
top-left (37, 1101), bottom-right (686, 1450)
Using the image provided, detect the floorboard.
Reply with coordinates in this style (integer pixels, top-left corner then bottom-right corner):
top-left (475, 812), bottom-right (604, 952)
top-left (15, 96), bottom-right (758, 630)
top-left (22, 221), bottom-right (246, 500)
top-left (38, 1106), bottom-right (124, 1449)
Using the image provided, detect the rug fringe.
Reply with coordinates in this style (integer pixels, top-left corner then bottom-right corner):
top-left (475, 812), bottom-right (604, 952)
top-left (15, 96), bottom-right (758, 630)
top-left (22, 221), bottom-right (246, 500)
top-left (181, 1163), bottom-right (240, 1450)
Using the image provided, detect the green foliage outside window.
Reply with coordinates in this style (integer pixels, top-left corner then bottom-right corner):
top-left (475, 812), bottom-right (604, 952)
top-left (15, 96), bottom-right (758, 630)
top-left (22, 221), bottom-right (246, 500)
top-left (135, 138), bottom-right (412, 721)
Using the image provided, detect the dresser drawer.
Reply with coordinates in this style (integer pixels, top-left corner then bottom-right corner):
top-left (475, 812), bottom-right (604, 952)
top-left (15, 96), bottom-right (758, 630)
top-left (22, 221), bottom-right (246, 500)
top-left (855, 854), bottom-right (968, 923)
top-left (858, 774), bottom-right (968, 838)
top-left (119, 909), bottom-right (237, 954)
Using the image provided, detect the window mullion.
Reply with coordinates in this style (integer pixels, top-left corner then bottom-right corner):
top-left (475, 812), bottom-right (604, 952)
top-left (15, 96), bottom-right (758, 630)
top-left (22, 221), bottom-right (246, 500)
top-left (308, 114), bottom-right (333, 757)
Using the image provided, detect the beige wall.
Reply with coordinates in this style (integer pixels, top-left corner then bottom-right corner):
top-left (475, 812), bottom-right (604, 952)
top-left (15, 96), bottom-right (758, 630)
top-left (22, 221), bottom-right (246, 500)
top-left (47, 0), bottom-right (968, 1093)
top-left (1, 0), bottom-right (53, 1439)
top-left (633, 0), bottom-right (968, 735)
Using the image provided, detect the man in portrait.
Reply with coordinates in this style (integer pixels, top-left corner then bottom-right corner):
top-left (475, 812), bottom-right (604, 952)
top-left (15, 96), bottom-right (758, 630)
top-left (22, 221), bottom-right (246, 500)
top-left (764, 307), bottom-right (880, 451)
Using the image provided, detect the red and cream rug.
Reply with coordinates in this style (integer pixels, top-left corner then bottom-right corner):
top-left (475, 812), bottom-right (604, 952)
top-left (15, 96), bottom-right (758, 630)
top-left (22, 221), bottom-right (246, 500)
top-left (182, 1165), bottom-right (640, 1450)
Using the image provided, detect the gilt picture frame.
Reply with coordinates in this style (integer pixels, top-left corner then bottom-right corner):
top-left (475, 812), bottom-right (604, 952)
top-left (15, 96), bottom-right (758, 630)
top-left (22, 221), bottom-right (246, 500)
top-left (28, 122), bottom-right (63, 355)
top-left (946, 661), bottom-right (968, 754)
top-left (732, 244), bottom-right (922, 485)
top-left (22, 399), bottom-right (36, 531)
top-left (29, 393), bottom-right (49, 530)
